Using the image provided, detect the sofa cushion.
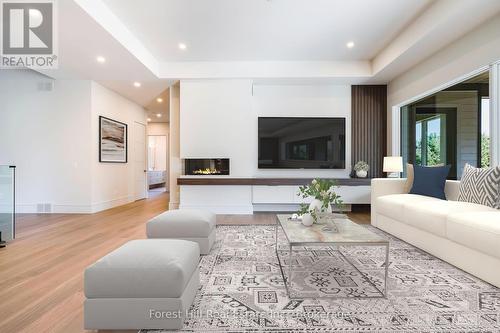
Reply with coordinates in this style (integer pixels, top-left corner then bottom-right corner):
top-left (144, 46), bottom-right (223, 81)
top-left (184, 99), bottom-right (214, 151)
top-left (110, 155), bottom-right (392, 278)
top-left (147, 209), bottom-right (216, 238)
top-left (458, 163), bottom-right (500, 209)
top-left (376, 194), bottom-right (438, 222)
top-left (85, 239), bottom-right (200, 299)
top-left (409, 165), bottom-right (451, 200)
top-left (404, 200), bottom-right (495, 237)
top-left (447, 212), bottom-right (500, 259)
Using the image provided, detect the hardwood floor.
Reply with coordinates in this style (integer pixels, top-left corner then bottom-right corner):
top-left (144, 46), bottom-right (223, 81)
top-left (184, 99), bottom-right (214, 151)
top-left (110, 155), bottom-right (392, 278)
top-left (0, 192), bottom-right (370, 333)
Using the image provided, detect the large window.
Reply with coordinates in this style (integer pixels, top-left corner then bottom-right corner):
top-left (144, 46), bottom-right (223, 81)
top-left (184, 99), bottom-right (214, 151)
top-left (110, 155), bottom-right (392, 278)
top-left (401, 71), bottom-right (490, 179)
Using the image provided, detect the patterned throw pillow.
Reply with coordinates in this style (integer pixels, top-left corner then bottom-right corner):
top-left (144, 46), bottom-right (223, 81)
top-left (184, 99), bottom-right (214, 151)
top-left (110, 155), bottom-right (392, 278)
top-left (458, 164), bottom-right (500, 209)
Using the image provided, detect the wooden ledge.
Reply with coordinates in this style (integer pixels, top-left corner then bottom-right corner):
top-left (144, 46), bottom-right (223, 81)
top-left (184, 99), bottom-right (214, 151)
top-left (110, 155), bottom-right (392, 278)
top-left (177, 177), bottom-right (371, 186)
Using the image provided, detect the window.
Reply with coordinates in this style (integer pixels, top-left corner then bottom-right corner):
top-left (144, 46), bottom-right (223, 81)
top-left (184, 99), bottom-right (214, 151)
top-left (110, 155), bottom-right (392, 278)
top-left (401, 71), bottom-right (489, 179)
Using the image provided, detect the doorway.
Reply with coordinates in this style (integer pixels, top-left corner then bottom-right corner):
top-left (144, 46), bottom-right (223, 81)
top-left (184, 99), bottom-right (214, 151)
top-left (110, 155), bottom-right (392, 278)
top-left (148, 135), bottom-right (168, 194)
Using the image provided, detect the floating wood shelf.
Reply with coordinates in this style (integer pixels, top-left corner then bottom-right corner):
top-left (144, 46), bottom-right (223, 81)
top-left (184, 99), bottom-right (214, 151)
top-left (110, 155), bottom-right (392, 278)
top-left (177, 177), bottom-right (371, 186)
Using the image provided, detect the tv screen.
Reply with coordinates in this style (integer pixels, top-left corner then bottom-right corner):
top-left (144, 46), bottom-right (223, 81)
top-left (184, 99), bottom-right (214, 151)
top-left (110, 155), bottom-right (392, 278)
top-left (258, 117), bottom-right (345, 169)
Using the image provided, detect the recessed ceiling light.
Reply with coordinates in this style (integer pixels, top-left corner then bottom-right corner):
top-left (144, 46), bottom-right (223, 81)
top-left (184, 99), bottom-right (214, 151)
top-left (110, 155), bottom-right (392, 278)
top-left (96, 56), bottom-right (106, 63)
top-left (178, 43), bottom-right (187, 50)
top-left (156, 113), bottom-right (162, 118)
top-left (147, 117), bottom-right (152, 122)
top-left (346, 41), bottom-right (355, 49)
top-left (157, 98), bottom-right (163, 103)
top-left (133, 82), bottom-right (141, 87)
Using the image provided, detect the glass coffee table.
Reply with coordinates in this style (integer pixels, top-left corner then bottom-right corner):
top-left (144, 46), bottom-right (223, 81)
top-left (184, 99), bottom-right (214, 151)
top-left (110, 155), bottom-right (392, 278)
top-left (275, 214), bottom-right (390, 299)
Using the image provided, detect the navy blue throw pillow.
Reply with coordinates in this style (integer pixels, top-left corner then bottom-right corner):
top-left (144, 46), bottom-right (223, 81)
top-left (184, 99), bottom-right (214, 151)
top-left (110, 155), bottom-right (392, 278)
top-left (409, 165), bottom-right (451, 200)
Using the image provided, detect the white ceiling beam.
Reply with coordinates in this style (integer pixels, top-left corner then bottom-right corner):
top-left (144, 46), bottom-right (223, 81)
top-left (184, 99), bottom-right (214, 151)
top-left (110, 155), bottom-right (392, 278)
top-left (73, 0), bottom-right (160, 76)
top-left (157, 60), bottom-right (372, 80)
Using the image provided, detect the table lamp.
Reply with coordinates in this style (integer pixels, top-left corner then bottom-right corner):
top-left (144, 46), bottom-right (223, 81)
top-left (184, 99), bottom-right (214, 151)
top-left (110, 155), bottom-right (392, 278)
top-left (383, 156), bottom-right (403, 178)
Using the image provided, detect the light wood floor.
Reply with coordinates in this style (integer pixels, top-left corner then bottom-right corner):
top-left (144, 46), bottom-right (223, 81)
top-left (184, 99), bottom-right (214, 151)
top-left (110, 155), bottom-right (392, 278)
top-left (0, 191), bottom-right (370, 333)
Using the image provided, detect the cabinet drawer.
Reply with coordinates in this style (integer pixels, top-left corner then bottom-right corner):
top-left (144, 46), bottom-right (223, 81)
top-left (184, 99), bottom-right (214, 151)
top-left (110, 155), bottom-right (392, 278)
top-left (252, 186), bottom-right (296, 204)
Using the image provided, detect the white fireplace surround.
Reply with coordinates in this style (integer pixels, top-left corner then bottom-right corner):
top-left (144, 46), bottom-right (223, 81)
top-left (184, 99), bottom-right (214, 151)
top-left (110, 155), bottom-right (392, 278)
top-left (177, 81), bottom-right (362, 213)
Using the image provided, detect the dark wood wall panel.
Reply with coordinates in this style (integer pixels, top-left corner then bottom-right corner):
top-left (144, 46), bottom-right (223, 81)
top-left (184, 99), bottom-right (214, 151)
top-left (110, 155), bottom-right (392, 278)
top-left (351, 85), bottom-right (387, 178)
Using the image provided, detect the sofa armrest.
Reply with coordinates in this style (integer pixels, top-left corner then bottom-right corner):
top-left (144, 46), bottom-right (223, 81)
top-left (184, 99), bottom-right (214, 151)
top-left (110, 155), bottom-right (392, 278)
top-left (370, 178), bottom-right (407, 227)
top-left (445, 180), bottom-right (460, 201)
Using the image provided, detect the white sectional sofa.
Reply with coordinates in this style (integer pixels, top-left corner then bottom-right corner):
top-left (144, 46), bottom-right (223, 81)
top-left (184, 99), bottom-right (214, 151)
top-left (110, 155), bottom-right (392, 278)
top-left (371, 178), bottom-right (500, 288)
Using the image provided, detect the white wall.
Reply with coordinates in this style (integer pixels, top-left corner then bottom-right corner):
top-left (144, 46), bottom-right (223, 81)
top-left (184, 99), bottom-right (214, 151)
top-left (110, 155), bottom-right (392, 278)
top-left (90, 82), bottom-right (147, 212)
top-left (387, 13), bottom-right (500, 153)
top-left (0, 71), bottom-right (147, 213)
top-left (169, 83), bottom-right (181, 209)
top-left (253, 84), bottom-right (351, 177)
top-left (180, 80), bottom-right (351, 177)
top-left (147, 122), bottom-right (169, 136)
top-left (0, 70), bottom-right (93, 213)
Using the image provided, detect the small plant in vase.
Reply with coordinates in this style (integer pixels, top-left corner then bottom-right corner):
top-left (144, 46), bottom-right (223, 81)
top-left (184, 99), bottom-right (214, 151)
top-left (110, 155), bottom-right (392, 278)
top-left (297, 179), bottom-right (343, 225)
top-left (354, 161), bottom-right (369, 178)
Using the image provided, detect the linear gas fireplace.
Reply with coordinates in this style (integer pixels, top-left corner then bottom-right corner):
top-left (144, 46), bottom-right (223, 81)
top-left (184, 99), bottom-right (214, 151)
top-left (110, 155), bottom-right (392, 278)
top-left (184, 158), bottom-right (230, 176)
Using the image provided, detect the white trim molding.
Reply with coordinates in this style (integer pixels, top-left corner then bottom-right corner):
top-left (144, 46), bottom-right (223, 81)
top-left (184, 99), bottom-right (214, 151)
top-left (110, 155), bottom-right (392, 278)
top-left (491, 61), bottom-right (500, 167)
top-left (391, 106), bottom-right (401, 156)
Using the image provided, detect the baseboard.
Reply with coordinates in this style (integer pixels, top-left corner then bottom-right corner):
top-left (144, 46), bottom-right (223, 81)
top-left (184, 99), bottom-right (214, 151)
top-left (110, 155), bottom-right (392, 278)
top-left (16, 203), bottom-right (94, 214)
top-left (16, 196), bottom-right (135, 214)
top-left (90, 196), bottom-right (135, 213)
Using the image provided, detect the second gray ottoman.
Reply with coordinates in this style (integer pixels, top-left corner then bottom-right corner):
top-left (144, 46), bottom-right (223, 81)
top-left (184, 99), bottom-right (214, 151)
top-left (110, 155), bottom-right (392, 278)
top-left (146, 209), bottom-right (216, 254)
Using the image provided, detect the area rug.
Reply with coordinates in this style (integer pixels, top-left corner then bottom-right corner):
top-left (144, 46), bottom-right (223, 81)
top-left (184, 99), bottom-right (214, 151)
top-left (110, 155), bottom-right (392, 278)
top-left (144, 225), bottom-right (500, 332)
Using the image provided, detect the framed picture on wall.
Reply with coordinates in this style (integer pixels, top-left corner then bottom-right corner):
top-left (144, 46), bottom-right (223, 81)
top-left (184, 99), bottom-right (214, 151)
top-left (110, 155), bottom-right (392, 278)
top-left (99, 116), bottom-right (128, 163)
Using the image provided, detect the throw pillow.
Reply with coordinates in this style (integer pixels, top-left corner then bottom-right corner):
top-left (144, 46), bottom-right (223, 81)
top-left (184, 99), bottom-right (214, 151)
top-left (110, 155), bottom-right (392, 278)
top-left (404, 163), bottom-right (445, 193)
top-left (409, 165), bottom-right (451, 200)
top-left (404, 163), bottom-right (414, 193)
top-left (458, 163), bottom-right (500, 209)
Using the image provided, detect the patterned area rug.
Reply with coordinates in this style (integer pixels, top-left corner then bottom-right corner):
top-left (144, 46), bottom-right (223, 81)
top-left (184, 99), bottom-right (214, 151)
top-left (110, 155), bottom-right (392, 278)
top-left (144, 225), bottom-right (500, 332)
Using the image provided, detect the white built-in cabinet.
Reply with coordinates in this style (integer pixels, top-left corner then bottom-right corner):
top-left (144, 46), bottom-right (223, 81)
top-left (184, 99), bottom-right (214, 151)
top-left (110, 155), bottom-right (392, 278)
top-left (179, 184), bottom-right (370, 214)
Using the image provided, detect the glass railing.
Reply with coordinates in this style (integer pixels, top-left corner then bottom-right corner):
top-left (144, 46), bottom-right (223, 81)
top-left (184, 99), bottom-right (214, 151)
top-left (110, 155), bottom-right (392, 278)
top-left (0, 165), bottom-right (15, 246)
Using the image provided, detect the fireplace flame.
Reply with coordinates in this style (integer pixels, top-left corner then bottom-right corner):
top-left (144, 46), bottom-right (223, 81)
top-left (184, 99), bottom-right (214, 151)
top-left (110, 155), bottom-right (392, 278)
top-left (193, 168), bottom-right (221, 175)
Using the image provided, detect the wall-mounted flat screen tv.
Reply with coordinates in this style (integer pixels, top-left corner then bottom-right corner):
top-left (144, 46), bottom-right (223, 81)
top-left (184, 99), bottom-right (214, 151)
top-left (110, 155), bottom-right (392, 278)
top-left (258, 117), bottom-right (345, 169)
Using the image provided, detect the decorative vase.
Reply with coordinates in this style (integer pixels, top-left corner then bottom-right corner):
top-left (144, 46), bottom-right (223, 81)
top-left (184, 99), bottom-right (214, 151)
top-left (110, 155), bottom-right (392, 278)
top-left (308, 199), bottom-right (332, 213)
top-left (302, 213), bottom-right (314, 226)
top-left (356, 170), bottom-right (368, 178)
top-left (308, 199), bottom-right (333, 224)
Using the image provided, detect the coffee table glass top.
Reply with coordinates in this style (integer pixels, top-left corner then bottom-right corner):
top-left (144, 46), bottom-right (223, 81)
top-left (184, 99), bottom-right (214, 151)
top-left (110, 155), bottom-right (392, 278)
top-left (276, 214), bottom-right (388, 245)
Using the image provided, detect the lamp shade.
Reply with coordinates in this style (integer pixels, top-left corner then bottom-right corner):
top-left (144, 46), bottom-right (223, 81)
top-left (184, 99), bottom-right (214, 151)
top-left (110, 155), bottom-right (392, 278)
top-left (383, 156), bottom-right (403, 173)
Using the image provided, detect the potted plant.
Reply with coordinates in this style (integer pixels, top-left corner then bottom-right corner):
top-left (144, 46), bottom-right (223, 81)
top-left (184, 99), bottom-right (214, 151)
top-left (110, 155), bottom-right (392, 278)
top-left (354, 161), bottom-right (369, 178)
top-left (297, 179), bottom-right (343, 225)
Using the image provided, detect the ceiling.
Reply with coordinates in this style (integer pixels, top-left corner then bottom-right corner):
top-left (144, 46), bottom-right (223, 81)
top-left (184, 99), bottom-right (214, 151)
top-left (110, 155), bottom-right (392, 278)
top-left (462, 71), bottom-right (490, 84)
top-left (33, 0), bottom-right (500, 109)
top-left (101, 0), bottom-right (431, 62)
top-left (37, 0), bottom-right (173, 107)
top-left (145, 88), bottom-right (170, 122)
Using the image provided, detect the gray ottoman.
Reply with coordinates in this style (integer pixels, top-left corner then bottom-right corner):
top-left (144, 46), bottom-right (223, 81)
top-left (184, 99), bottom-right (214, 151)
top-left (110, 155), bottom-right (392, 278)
top-left (84, 239), bottom-right (200, 330)
top-left (147, 209), bottom-right (216, 254)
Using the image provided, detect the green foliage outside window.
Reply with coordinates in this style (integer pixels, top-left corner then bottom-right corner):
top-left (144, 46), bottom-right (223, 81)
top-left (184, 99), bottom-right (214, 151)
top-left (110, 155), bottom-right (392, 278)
top-left (415, 133), bottom-right (441, 166)
top-left (481, 134), bottom-right (490, 168)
